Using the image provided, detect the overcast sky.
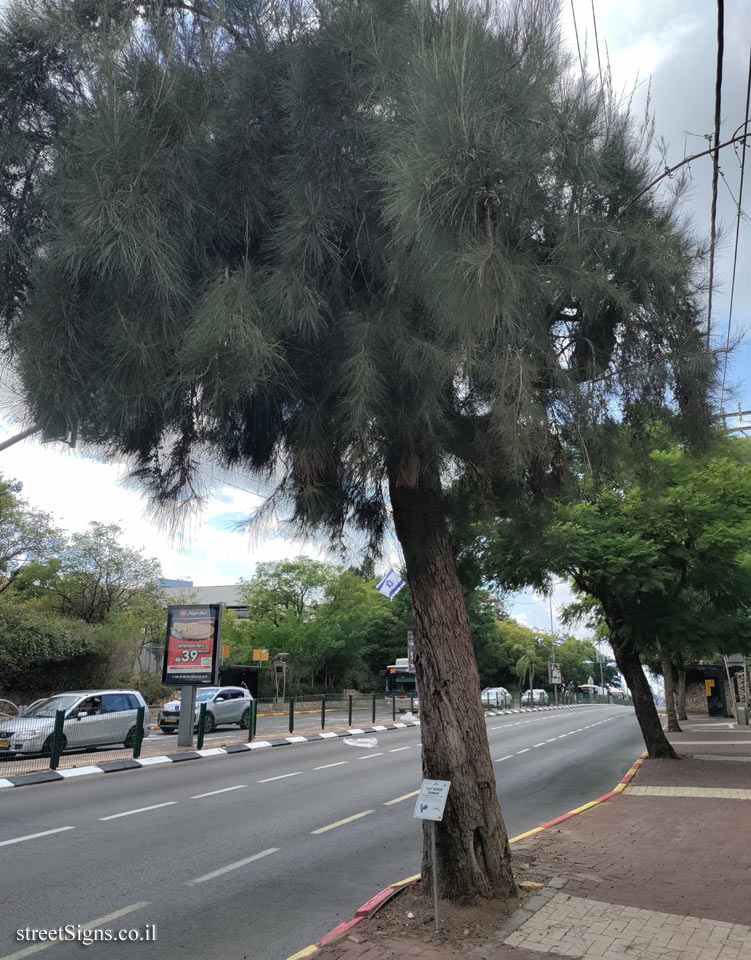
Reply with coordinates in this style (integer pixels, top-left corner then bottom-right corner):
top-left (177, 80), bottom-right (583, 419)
top-left (1, 0), bottom-right (749, 642)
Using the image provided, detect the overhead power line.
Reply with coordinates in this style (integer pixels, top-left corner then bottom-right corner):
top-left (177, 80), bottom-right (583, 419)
top-left (706, 0), bottom-right (725, 346)
top-left (719, 40), bottom-right (751, 413)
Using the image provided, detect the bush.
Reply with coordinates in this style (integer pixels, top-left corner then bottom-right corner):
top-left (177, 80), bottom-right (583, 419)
top-left (131, 673), bottom-right (173, 705)
top-left (0, 606), bottom-right (107, 692)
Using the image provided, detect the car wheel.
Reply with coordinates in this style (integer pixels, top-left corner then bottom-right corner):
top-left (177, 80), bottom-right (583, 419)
top-left (239, 708), bottom-right (251, 729)
top-left (41, 734), bottom-right (67, 756)
top-left (202, 712), bottom-right (216, 734)
top-left (161, 728), bottom-right (178, 734)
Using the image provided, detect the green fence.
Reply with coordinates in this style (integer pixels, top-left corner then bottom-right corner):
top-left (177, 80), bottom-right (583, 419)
top-left (0, 687), bottom-right (633, 779)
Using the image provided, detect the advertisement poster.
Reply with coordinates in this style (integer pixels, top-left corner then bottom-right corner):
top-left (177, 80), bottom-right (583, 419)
top-left (162, 605), bottom-right (222, 685)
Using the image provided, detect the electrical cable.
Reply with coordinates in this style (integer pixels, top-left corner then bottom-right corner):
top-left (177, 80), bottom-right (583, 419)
top-left (719, 39), bottom-right (751, 414)
top-left (706, 0), bottom-right (725, 346)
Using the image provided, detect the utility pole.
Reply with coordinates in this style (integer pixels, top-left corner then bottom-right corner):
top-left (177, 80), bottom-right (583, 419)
top-left (548, 595), bottom-right (558, 705)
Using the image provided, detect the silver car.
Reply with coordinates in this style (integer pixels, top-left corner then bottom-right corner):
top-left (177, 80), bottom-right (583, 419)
top-left (0, 690), bottom-right (150, 756)
top-left (159, 686), bottom-right (253, 734)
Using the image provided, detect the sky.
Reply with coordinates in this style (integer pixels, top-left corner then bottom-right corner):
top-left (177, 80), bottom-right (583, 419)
top-left (1, 0), bottom-right (750, 648)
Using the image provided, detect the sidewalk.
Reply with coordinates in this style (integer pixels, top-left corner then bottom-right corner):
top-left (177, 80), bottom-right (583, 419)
top-left (308, 714), bottom-right (751, 960)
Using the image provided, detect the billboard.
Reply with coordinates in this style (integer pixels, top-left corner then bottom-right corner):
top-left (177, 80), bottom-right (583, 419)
top-left (162, 605), bottom-right (222, 686)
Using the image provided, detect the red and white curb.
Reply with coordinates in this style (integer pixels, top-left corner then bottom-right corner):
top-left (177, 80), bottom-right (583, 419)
top-left (286, 745), bottom-right (648, 959)
top-left (0, 704), bottom-right (598, 791)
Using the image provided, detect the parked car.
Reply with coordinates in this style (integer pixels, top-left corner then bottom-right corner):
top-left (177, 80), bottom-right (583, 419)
top-left (521, 688), bottom-right (550, 706)
top-left (158, 686), bottom-right (253, 734)
top-left (0, 690), bottom-right (150, 757)
top-left (481, 686), bottom-right (513, 708)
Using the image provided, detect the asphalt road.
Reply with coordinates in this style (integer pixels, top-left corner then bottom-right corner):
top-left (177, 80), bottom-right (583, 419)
top-left (0, 705), bottom-right (642, 960)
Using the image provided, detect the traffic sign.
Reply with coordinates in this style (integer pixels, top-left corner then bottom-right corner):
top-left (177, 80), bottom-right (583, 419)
top-left (413, 779), bottom-right (451, 822)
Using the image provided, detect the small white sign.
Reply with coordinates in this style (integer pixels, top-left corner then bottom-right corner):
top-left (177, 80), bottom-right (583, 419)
top-left (413, 779), bottom-right (451, 821)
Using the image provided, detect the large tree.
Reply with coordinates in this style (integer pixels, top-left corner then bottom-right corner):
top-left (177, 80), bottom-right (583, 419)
top-left (2, 0), bottom-right (713, 898)
top-left (481, 437), bottom-right (751, 758)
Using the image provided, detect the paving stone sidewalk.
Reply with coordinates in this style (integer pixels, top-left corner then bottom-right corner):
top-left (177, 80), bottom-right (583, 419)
top-left (313, 714), bottom-right (751, 960)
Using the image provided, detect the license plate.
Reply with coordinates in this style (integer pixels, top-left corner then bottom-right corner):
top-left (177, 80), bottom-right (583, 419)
top-left (163, 718), bottom-right (177, 724)
top-left (0, 740), bottom-right (10, 748)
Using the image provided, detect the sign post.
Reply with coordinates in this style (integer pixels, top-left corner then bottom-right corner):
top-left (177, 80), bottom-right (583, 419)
top-left (413, 779), bottom-right (451, 933)
top-left (162, 604), bottom-right (222, 747)
top-left (177, 684), bottom-right (197, 746)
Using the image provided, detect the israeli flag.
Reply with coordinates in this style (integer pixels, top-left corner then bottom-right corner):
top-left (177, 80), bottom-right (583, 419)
top-left (554, 637), bottom-right (566, 646)
top-left (376, 569), bottom-right (406, 599)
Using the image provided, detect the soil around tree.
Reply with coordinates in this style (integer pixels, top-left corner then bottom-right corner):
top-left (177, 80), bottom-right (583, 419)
top-left (332, 867), bottom-right (543, 955)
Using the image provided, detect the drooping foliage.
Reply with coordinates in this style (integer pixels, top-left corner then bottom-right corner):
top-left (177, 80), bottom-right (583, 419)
top-left (3, 0), bottom-right (713, 537)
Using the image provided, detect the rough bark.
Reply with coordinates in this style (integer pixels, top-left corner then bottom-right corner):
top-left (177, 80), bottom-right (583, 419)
top-left (388, 455), bottom-right (516, 901)
top-left (660, 646), bottom-right (682, 733)
top-left (612, 639), bottom-right (678, 759)
top-left (677, 659), bottom-right (688, 721)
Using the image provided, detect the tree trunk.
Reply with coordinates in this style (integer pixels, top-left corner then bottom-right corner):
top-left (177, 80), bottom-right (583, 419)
top-left (612, 638), bottom-right (677, 759)
top-left (388, 455), bottom-right (516, 901)
top-left (677, 660), bottom-right (688, 722)
top-left (660, 646), bottom-right (682, 733)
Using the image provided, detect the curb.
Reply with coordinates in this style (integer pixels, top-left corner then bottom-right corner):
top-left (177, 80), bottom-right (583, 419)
top-left (0, 703), bottom-right (594, 791)
top-left (286, 742), bottom-right (647, 959)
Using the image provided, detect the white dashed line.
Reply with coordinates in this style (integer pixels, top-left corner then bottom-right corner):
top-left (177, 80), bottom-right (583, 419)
top-left (495, 754), bottom-right (514, 763)
top-left (357, 752), bottom-right (384, 760)
top-left (190, 847), bottom-right (279, 884)
top-left (516, 748), bottom-right (530, 755)
top-left (0, 826), bottom-right (74, 847)
top-left (190, 785), bottom-right (246, 799)
top-left (314, 761), bottom-right (348, 770)
top-left (390, 747), bottom-right (411, 753)
top-left (257, 772), bottom-right (302, 783)
top-left (100, 802), bottom-right (177, 821)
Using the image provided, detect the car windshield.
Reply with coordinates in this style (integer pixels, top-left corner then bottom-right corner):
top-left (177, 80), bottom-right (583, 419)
top-left (24, 695), bottom-right (81, 718)
top-left (195, 689), bottom-right (219, 702)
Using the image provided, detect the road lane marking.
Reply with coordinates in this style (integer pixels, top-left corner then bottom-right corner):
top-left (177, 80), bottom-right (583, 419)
top-left (516, 748), bottom-right (530, 754)
top-left (390, 747), bottom-right (411, 753)
top-left (384, 790), bottom-right (420, 805)
top-left (0, 902), bottom-right (149, 960)
top-left (0, 826), bottom-right (74, 847)
top-left (357, 752), bottom-right (384, 760)
top-left (257, 772), bottom-right (302, 783)
top-left (314, 761), bottom-right (348, 770)
top-left (545, 738), bottom-right (557, 743)
top-left (100, 802), bottom-right (177, 821)
top-left (311, 810), bottom-right (374, 833)
top-left (189, 847), bottom-right (279, 884)
top-left (494, 755), bottom-right (514, 763)
top-left (190, 785), bottom-right (247, 799)
top-left (532, 742), bottom-right (545, 748)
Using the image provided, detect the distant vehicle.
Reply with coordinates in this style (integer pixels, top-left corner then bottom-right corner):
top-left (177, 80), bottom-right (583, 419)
top-left (386, 658), bottom-right (418, 713)
top-left (579, 684), bottom-right (608, 697)
top-left (0, 690), bottom-right (150, 756)
top-left (521, 689), bottom-right (550, 706)
top-left (159, 686), bottom-right (253, 734)
top-left (481, 686), bottom-right (513, 708)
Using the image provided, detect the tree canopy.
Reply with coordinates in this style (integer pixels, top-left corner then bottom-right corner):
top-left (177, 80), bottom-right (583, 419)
top-left (1, 0), bottom-right (716, 899)
top-left (478, 434), bottom-right (751, 757)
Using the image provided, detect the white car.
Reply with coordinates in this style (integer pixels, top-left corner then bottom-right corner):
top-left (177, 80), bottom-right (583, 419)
top-left (521, 688), bottom-right (550, 706)
top-left (481, 686), bottom-right (513, 708)
top-left (0, 690), bottom-right (150, 756)
top-left (159, 686), bottom-right (253, 734)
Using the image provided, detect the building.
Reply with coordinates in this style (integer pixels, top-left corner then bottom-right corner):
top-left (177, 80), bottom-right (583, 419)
top-left (160, 583), bottom-right (249, 619)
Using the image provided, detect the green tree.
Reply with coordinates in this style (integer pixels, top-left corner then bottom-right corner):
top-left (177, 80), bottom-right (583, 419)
top-left (0, 475), bottom-right (62, 594)
top-left (4, 0), bottom-right (714, 898)
top-left (53, 522), bottom-right (162, 624)
top-left (486, 437), bottom-right (751, 758)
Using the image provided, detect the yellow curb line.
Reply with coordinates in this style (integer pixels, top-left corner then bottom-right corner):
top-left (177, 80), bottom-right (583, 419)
top-left (285, 744), bottom-right (649, 959)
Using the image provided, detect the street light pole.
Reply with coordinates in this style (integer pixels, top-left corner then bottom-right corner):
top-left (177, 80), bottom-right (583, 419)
top-left (548, 595), bottom-right (558, 706)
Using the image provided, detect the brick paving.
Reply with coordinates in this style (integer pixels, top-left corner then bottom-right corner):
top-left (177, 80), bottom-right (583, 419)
top-left (310, 715), bottom-right (751, 960)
